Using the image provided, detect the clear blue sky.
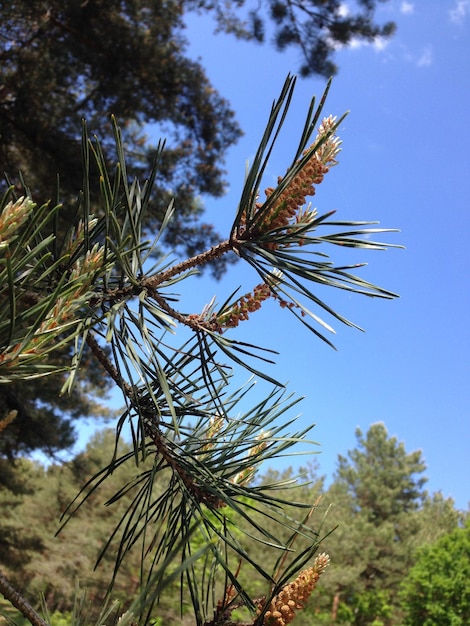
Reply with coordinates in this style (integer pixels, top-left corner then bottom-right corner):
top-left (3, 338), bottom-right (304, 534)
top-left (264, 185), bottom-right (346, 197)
top-left (163, 0), bottom-right (469, 509)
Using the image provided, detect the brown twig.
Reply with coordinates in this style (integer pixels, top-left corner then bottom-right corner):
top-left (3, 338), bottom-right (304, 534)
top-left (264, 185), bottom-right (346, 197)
top-left (88, 239), bottom-right (238, 311)
top-left (85, 331), bottom-right (134, 399)
top-left (86, 331), bottom-right (225, 508)
top-left (0, 570), bottom-right (48, 626)
top-left (143, 239), bottom-right (235, 289)
top-left (152, 430), bottom-right (225, 508)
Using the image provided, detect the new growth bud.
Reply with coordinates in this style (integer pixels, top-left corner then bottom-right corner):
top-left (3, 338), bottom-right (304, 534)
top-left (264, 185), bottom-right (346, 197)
top-left (0, 197), bottom-right (35, 246)
top-left (261, 553), bottom-right (330, 626)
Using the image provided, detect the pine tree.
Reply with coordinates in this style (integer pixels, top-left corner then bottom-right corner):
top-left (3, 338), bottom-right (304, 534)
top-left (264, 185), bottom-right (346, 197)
top-left (197, 0), bottom-right (396, 77)
top-left (319, 424), bottom-right (431, 625)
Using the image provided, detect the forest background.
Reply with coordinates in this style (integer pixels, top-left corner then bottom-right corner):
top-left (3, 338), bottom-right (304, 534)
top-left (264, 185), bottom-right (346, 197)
top-left (1, 0), bottom-right (469, 625)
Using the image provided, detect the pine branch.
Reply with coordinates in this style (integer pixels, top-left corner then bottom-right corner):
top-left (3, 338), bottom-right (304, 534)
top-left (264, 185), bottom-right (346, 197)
top-left (1, 75), bottom-right (402, 624)
top-left (145, 238), bottom-right (235, 288)
top-left (0, 570), bottom-right (48, 626)
top-left (86, 331), bottom-right (134, 398)
top-left (86, 328), bottom-right (227, 508)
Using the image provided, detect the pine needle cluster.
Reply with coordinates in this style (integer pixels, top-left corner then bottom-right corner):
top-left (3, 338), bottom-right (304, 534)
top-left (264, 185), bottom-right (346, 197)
top-left (0, 75), bottom-right (401, 626)
top-left (239, 116), bottom-right (340, 250)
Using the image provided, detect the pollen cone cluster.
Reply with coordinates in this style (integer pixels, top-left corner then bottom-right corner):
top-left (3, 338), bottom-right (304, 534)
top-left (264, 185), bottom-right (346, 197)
top-left (215, 282), bottom-right (273, 329)
top-left (239, 116), bottom-right (341, 249)
top-left (261, 553), bottom-right (330, 626)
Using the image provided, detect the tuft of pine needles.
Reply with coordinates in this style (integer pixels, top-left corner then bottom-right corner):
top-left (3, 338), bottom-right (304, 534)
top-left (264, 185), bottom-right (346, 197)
top-left (1, 76), bottom-right (401, 625)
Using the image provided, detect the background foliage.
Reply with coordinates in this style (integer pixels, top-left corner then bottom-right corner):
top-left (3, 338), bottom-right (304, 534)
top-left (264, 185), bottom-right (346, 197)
top-left (399, 519), bottom-right (470, 626)
top-left (0, 426), bottom-right (465, 625)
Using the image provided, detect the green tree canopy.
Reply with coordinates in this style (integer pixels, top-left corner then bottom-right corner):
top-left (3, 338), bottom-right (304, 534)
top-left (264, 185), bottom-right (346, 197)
top-left (318, 423), bottom-right (430, 625)
top-left (0, 351), bottom-right (113, 465)
top-left (0, 0), bottom-right (395, 255)
top-left (1, 426), bottom-right (464, 626)
top-left (335, 423), bottom-right (428, 524)
top-left (0, 0), bottom-right (242, 263)
top-left (193, 0), bottom-right (396, 77)
top-left (312, 424), bottom-right (464, 626)
top-left (400, 520), bottom-right (470, 626)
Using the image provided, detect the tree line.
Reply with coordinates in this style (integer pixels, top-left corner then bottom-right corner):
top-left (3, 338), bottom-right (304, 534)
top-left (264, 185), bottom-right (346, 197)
top-left (1, 423), bottom-right (468, 625)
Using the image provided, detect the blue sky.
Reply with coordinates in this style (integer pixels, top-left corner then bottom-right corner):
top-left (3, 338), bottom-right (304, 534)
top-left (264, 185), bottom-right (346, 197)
top-left (163, 0), bottom-right (470, 509)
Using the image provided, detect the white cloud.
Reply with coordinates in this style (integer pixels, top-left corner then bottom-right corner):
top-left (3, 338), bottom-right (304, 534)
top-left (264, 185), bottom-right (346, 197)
top-left (400, 2), bottom-right (415, 14)
top-left (417, 45), bottom-right (433, 67)
top-left (373, 37), bottom-right (390, 52)
top-left (449, 0), bottom-right (470, 24)
top-left (339, 35), bottom-right (390, 52)
top-left (338, 3), bottom-right (350, 18)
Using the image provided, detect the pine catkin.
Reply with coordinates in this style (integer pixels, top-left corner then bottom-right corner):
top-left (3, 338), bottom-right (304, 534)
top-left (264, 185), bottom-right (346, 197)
top-left (261, 553), bottom-right (330, 626)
